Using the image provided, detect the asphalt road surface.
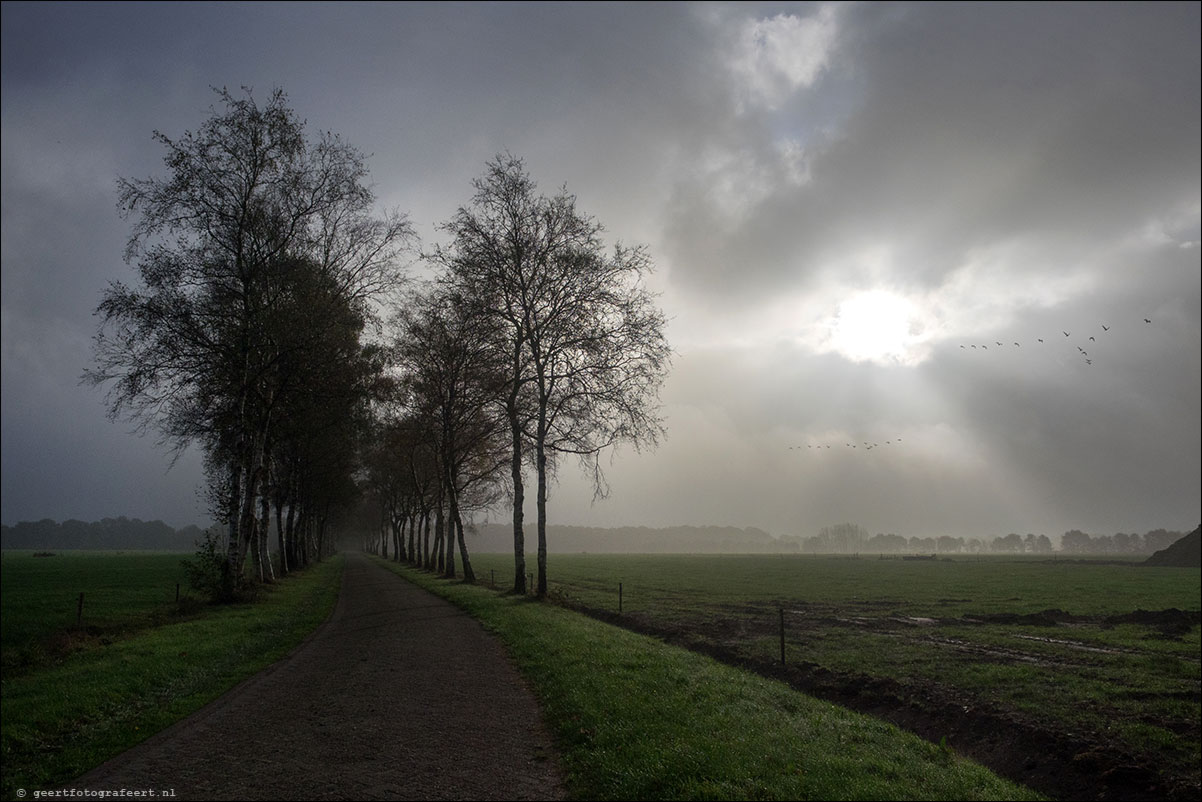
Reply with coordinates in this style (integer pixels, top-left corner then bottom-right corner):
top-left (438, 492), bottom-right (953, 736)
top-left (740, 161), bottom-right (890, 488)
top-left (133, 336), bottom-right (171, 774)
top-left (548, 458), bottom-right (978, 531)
top-left (64, 552), bottom-right (566, 800)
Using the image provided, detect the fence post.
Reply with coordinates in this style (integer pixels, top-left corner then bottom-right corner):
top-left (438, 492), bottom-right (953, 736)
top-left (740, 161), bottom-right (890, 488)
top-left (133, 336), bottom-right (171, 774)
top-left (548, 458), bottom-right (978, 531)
top-left (175, 583), bottom-right (180, 603)
top-left (77, 592), bottom-right (84, 627)
top-left (779, 606), bottom-right (785, 665)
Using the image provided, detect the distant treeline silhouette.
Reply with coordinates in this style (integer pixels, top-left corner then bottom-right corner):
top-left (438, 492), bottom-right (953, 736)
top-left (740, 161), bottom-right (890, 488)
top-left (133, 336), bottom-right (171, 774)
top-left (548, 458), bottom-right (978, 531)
top-left (465, 522), bottom-right (1191, 555)
top-left (797, 524), bottom-right (1190, 555)
top-left (1, 517), bottom-right (209, 551)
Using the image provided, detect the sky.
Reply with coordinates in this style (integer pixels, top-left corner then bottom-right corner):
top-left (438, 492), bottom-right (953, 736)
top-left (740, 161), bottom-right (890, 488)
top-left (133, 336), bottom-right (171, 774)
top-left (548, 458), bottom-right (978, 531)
top-left (2, 1), bottom-right (1199, 542)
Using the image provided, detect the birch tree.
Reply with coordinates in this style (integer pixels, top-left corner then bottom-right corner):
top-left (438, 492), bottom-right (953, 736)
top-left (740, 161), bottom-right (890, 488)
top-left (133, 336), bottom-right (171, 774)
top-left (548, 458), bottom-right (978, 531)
top-left (86, 87), bottom-right (410, 596)
top-left (435, 155), bottom-right (670, 596)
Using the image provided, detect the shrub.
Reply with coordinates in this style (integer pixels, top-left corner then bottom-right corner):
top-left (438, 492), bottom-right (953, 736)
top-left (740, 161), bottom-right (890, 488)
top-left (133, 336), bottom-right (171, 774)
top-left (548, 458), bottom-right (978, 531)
top-left (181, 527), bottom-right (254, 603)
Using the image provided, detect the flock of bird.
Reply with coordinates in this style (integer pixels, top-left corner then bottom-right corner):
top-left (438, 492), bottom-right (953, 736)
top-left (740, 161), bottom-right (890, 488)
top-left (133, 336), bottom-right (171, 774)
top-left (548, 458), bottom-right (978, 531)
top-left (789, 440), bottom-right (902, 452)
top-left (956, 317), bottom-right (1153, 367)
top-left (787, 316), bottom-right (1155, 454)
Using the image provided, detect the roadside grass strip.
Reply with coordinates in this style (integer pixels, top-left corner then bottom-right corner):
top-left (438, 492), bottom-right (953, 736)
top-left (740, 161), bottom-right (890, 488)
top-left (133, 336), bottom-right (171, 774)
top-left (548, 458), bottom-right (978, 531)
top-left (377, 560), bottom-right (1043, 801)
top-left (1, 555), bottom-right (344, 799)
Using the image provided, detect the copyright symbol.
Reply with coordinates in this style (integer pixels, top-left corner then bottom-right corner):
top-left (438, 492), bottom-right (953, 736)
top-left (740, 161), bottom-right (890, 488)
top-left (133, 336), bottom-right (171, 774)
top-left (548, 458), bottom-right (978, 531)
top-left (16, 790), bottom-right (26, 798)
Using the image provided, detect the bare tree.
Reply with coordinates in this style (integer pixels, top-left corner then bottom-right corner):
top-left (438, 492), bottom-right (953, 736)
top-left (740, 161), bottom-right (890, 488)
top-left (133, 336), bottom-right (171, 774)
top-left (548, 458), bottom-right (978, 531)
top-left (393, 289), bottom-right (510, 582)
top-left (434, 155), bottom-right (670, 595)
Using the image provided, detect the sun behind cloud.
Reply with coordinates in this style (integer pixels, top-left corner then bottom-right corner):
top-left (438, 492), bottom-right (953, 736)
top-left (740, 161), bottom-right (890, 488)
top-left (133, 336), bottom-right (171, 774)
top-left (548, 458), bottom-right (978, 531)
top-left (828, 289), bottom-right (921, 365)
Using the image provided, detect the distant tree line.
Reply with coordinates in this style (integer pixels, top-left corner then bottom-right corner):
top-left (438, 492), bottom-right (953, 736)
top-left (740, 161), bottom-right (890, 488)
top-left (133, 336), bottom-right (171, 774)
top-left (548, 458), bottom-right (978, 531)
top-left (0, 518), bottom-right (208, 551)
top-left (1056, 528), bottom-right (1186, 555)
top-left (789, 523), bottom-right (1189, 555)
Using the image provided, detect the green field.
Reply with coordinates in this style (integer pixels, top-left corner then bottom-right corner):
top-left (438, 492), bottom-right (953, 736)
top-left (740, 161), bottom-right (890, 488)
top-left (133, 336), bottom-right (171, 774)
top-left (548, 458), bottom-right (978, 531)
top-left (1, 551), bottom-right (192, 674)
top-left (0, 551), bottom-right (343, 799)
top-left (4, 549), bottom-right (1195, 800)
top-left (464, 552), bottom-right (1201, 798)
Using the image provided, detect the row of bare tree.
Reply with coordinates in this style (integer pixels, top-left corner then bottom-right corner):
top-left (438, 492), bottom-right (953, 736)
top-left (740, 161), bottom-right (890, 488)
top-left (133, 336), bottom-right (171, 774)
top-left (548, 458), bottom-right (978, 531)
top-left (88, 87), bottom-right (670, 598)
top-left (362, 154), bottom-right (671, 595)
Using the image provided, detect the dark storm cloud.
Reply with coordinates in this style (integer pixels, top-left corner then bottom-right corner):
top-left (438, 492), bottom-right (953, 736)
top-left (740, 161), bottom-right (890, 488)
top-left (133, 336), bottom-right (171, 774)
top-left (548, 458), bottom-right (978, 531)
top-left (661, 1), bottom-right (1201, 304)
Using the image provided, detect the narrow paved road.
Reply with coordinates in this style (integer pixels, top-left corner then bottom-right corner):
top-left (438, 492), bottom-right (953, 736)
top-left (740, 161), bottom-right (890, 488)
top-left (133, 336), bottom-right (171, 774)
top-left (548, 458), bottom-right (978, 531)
top-left (66, 552), bottom-right (566, 800)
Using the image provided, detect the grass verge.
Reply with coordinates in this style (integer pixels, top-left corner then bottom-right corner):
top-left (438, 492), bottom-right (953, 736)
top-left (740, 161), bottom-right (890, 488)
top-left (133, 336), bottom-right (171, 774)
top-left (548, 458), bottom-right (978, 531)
top-left (372, 559), bottom-right (1043, 801)
top-left (1, 555), bottom-right (344, 800)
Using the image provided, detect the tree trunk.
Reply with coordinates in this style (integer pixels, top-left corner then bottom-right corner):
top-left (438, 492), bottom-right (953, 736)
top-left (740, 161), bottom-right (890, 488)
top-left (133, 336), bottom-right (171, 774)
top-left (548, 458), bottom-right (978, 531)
top-left (234, 434), bottom-right (266, 582)
top-left (434, 503), bottom-right (446, 574)
top-left (508, 399), bottom-right (527, 594)
top-left (315, 509), bottom-right (327, 561)
top-left (275, 495), bottom-right (289, 576)
top-left (442, 464), bottom-right (458, 579)
top-left (427, 512), bottom-right (437, 567)
top-left (454, 507), bottom-right (475, 583)
top-left (393, 512), bottom-right (405, 562)
top-left (408, 511), bottom-right (417, 565)
top-left (285, 499), bottom-right (298, 570)
top-left (536, 435), bottom-right (548, 598)
top-left (258, 483), bottom-right (274, 582)
top-left (444, 508), bottom-right (456, 579)
top-left (223, 457), bottom-right (243, 597)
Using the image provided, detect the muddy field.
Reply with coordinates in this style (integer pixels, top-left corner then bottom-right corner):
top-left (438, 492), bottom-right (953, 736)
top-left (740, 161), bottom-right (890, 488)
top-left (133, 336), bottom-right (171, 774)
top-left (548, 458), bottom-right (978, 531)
top-left (468, 553), bottom-right (1201, 801)
top-left (577, 601), bottom-right (1199, 801)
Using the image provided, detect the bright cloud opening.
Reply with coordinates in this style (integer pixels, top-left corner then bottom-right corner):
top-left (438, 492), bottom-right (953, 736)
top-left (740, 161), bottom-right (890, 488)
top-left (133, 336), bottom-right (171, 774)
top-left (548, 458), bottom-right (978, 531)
top-left (729, 5), bottom-right (839, 111)
top-left (828, 290), bottom-right (921, 364)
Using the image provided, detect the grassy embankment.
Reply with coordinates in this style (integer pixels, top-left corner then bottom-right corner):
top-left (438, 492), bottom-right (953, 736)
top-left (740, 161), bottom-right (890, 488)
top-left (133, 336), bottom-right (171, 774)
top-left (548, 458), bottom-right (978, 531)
top-left (0, 551), bottom-right (344, 799)
top-left (373, 557), bottom-right (1043, 801)
top-left (464, 552), bottom-right (1201, 787)
top-left (463, 552), bottom-right (1200, 788)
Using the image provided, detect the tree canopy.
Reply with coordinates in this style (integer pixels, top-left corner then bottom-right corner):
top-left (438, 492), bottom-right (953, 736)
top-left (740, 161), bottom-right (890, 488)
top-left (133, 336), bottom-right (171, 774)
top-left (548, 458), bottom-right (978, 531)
top-left (87, 87), bottom-right (411, 595)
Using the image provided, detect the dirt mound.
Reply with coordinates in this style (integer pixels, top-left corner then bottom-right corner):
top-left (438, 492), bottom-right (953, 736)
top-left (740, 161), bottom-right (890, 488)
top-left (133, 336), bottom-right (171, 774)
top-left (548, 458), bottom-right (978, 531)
top-left (967, 608), bottom-right (1083, 626)
top-left (1105, 608), bottom-right (1201, 637)
top-left (1144, 526), bottom-right (1201, 567)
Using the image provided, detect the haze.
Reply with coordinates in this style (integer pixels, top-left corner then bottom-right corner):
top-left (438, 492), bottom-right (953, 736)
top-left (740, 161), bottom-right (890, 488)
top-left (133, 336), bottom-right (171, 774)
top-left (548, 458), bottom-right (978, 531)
top-left (2, 2), bottom-right (1198, 540)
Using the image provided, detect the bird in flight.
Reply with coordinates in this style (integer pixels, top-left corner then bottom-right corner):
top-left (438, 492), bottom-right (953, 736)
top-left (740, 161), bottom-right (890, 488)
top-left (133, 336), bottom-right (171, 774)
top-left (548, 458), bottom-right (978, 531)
top-left (1102, 325), bottom-right (1110, 331)
top-left (1037, 338), bottom-right (1044, 343)
top-left (1063, 331), bottom-right (1071, 337)
top-left (1144, 318), bottom-right (1151, 323)
top-left (1089, 336), bottom-right (1095, 341)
